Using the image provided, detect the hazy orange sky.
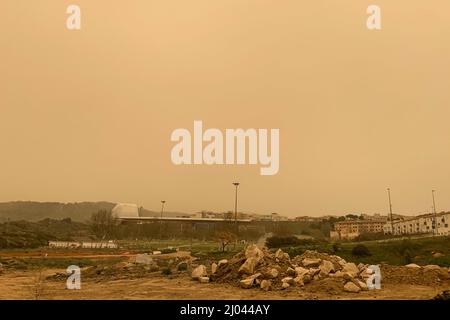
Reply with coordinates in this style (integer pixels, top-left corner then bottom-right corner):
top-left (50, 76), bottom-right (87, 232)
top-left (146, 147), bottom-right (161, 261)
top-left (1, 1), bottom-right (450, 217)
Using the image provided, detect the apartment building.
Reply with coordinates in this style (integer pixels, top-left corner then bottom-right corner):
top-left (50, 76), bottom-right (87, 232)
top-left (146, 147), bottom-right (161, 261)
top-left (383, 212), bottom-right (450, 236)
top-left (330, 219), bottom-right (386, 240)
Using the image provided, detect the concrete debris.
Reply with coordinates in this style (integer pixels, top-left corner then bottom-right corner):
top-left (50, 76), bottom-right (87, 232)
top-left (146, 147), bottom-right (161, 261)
top-left (302, 258), bottom-right (321, 268)
top-left (319, 260), bottom-right (335, 276)
top-left (240, 273), bottom-right (261, 288)
top-left (342, 263), bottom-right (359, 277)
top-left (281, 282), bottom-right (290, 289)
top-left (135, 254), bottom-right (154, 265)
top-left (286, 267), bottom-right (296, 277)
top-left (191, 265), bottom-right (207, 280)
top-left (245, 244), bottom-right (265, 262)
top-left (424, 265), bottom-right (441, 271)
top-left (210, 246), bottom-right (382, 293)
top-left (295, 266), bottom-right (309, 277)
top-left (199, 276), bottom-right (210, 283)
top-left (211, 263), bottom-right (218, 275)
top-left (218, 259), bottom-right (228, 268)
top-left (344, 281), bottom-right (361, 293)
top-left (405, 263), bottom-right (421, 268)
top-left (239, 257), bottom-right (259, 274)
top-left (357, 280), bottom-right (369, 291)
top-left (275, 249), bottom-right (290, 261)
top-left (260, 279), bottom-right (271, 291)
top-left (281, 277), bottom-right (295, 285)
top-left (264, 268), bottom-right (279, 279)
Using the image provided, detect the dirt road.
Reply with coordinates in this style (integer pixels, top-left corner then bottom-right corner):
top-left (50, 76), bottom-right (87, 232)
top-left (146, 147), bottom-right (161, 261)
top-left (0, 269), bottom-right (446, 300)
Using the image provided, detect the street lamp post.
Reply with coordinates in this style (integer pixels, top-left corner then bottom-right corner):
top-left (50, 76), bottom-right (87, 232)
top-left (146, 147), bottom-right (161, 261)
top-left (432, 190), bottom-right (437, 235)
top-left (233, 182), bottom-right (240, 234)
top-left (160, 200), bottom-right (166, 219)
top-left (387, 188), bottom-right (394, 235)
top-left (159, 200), bottom-right (166, 239)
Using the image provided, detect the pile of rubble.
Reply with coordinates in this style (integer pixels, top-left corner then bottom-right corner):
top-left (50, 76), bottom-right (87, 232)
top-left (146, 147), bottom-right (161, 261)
top-left (190, 245), bottom-right (378, 293)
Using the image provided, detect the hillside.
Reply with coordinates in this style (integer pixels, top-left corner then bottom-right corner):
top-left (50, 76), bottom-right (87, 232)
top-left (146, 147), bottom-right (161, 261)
top-left (0, 201), bottom-right (116, 222)
top-left (0, 218), bottom-right (90, 248)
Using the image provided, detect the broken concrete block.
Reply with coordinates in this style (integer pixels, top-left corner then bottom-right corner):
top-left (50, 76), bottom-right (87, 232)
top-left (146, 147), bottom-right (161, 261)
top-left (191, 265), bottom-right (207, 279)
top-left (260, 279), bottom-right (271, 291)
top-left (218, 259), bottom-right (228, 268)
top-left (342, 263), bottom-right (359, 277)
top-left (239, 257), bottom-right (259, 274)
top-left (319, 260), bottom-right (335, 275)
top-left (344, 281), bottom-right (361, 293)
top-left (302, 258), bottom-right (321, 268)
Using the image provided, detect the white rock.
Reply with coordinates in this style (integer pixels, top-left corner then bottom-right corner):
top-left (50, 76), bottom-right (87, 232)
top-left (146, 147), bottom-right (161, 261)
top-left (191, 265), bottom-right (207, 279)
top-left (343, 272), bottom-right (354, 281)
top-left (218, 259), bottom-right (228, 267)
top-left (281, 282), bottom-right (290, 289)
top-left (240, 277), bottom-right (255, 289)
top-left (286, 267), bottom-right (296, 277)
top-left (282, 277), bottom-right (295, 285)
top-left (357, 280), bottom-right (368, 291)
top-left (342, 263), bottom-right (359, 277)
top-left (199, 276), bottom-right (210, 283)
top-left (319, 260), bottom-right (335, 275)
top-left (424, 265), bottom-right (441, 271)
top-left (245, 244), bottom-right (264, 262)
top-left (308, 268), bottom-right (320, 276)
top-left (275, 249), bottom-right (290, 261)
top-left (405, 263), bottom-right (421, 268)
top-left (239, 257), bottom-right (258, 274)
top-left (265, 268), bottom-right (279, 278)
top-left (331, 271), bottom-right (344, 278)
top-left (260, 280), bottom-right (271, 291)
top-left (211, 263), bottom-right (218, 274)
top-left (302, 258), bottom-right (321, 268)
top-left (294, 276), bottom-right (305, 286)
top-left (344, 281), bottom-right (361, 293)
top-left (295, 267), bottom-right (309, 277)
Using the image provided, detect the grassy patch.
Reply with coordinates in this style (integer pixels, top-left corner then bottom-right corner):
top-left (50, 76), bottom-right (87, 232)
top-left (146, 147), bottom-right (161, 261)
top-left (282, 236), bottom-right (450, 267)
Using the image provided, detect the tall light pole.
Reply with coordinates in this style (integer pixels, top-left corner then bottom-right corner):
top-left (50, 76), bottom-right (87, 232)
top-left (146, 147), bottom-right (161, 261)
top-left (160, 200), bottom-right (166, 219)
top-left (387, 188), bottom-right (394, 235)
top-left (233, 182), bottom-right (240, 234)
top-left (432, 190), bottom-right (437, 235)
top-left (159, 200), bottom-right (166, 239)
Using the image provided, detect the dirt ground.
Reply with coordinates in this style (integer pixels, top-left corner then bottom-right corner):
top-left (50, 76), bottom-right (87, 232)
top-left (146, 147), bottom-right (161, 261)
top-left (0, 268), bottom-right (447, 300)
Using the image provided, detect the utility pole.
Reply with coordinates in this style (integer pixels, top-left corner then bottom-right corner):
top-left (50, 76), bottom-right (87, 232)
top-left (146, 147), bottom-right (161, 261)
top-left (159, 200), bottom-right (166, 239)
top-left (387, 188), bottom-right (394, 235)
top-left (432, 190), bottom-right (437, 235)
top-left (233, 182), bottom-right (240, 235)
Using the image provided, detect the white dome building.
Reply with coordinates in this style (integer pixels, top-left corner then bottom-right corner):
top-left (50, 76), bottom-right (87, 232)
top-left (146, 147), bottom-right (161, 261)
top-left (111, 203), bottom-right (140, 219)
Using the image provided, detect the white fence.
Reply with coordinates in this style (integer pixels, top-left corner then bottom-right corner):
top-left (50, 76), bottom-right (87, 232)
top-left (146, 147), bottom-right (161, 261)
top-left (48, 241), bottom-right (118, 249)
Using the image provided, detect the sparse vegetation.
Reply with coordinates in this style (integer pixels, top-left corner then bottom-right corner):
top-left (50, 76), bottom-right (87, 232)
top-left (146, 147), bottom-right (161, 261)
top-left (351, 244), bottom-right (371, 257)
top-left (161, 267), bottom-right (172, 275)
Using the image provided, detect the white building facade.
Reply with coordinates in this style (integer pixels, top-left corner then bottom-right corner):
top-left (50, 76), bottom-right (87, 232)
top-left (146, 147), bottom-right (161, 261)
top-left (383, 212), bottom-right (450, 236)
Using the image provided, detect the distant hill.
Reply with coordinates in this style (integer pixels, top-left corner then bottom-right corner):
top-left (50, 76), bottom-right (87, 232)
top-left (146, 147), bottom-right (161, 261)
top-left (0, 201), bottom-right (116, 222)
top-left (0, 218), bottom-right (91, 248)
